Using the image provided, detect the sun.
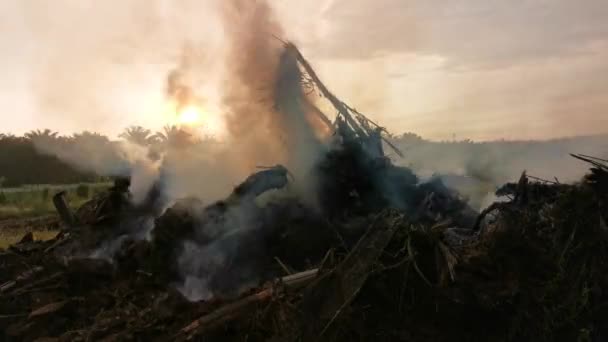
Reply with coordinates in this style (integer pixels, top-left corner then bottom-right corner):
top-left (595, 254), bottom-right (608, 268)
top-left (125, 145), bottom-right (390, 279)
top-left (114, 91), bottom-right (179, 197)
top-left (176, 105), bottom-right (203, 126)
top-left (172, 104), bottom-right (228, 138)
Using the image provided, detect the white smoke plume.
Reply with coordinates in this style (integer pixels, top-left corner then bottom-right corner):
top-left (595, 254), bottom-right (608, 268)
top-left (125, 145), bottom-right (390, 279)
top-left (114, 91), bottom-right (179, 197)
top-left (396, 134), bottom-right (608, 209)
top-left (32, 136), bottom-right (162, 204)
top-left (177, 201), bottom-right (263, 301)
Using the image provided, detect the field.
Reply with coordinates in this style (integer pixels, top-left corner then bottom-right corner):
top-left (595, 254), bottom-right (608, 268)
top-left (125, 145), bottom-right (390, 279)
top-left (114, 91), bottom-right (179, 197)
top-left (0, 182), bottom-right (109, 219)
top-left (0, 183), bottom-right (110, 249)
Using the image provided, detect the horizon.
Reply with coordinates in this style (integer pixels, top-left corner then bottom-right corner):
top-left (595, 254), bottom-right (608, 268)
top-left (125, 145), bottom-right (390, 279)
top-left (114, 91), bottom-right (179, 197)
top-left (2, 126), bottom-right (607, 144)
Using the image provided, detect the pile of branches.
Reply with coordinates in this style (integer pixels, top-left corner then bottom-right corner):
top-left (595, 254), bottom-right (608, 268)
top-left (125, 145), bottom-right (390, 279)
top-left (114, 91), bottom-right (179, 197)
top-left (1, 157), bottom-right (606, 341)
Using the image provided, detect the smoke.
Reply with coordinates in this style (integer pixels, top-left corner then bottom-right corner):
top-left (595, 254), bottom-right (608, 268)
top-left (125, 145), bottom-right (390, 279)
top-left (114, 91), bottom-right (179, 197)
top-left (394, 134), bottom-right (608, 209)
top-left (219, 0), bottom-right (325, 200)
top-left (29, 0), bottom-right (326, 301)
top-left (177, 201), bottom-right (265, 301)
top-left (90, 235), bottom-right (130, 262)
top-left (165, 46), bottom-right (199, 111)
top-left (129, 159), bottom-right (162, 205)
top-left (32, 136), bottom-right (150, 178)
top-left (89, 215), bottom-right (156, 261)
top-left (7, 0), bottom-right (227, 134)
top-left (158, 141), bottom-right (243, 203)
top-left (174, 0), bottom-right (327, 300)
top-left (10, 0), bottom-right (608, 304)
top-left (219, 0), bottom-right (288, 170)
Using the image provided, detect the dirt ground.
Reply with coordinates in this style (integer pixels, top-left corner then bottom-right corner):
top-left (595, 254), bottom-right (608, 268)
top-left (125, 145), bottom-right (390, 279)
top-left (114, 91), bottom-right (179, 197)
top-left (0, 215), bottom-right (59, 249)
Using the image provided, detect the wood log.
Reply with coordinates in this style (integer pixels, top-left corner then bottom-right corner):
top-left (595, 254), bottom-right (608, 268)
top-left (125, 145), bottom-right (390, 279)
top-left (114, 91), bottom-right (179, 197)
top-left (0, 266), bottom-right (44, 293)
top-left (179, 268), bottom-right (319, 339)
top-left (52, 191), bottom-right (76, 227)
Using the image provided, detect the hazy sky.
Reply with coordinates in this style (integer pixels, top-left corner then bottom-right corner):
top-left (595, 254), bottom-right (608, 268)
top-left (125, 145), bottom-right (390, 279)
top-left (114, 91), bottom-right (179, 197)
top-left (1, 0), bottom-right (607, 140)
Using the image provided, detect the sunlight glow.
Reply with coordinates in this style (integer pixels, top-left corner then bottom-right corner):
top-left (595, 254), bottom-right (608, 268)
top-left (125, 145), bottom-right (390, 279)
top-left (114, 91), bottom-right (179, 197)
top-left (172, 104), bottom-right (227, 138)
top-left (177, 106), bottom-right (202, 126)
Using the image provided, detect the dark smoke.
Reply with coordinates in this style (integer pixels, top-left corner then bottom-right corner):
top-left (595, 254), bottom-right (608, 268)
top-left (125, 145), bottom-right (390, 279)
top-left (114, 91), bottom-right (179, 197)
top-left (220, 0), bottom-right (289, 170)
top-left (175, 0), bottom-right (328, 300)
top-left (219, 0), bottom-right (327, 201)
top-left (165, 44), bottom-right (203, 112)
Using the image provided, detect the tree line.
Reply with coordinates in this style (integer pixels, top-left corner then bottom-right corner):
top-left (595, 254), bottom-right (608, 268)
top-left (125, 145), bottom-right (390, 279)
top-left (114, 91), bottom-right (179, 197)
top-left (1, 125), bottom-right (604, 188)
top-left (0, 126), bottom-right (424, 187)
top-left (0, 126), bottom-right (200, 187)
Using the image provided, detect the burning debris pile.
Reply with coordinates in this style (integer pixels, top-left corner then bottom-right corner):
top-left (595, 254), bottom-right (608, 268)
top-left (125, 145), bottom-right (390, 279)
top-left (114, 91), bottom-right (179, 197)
top-left (2, 44), bottom-right (608, 342)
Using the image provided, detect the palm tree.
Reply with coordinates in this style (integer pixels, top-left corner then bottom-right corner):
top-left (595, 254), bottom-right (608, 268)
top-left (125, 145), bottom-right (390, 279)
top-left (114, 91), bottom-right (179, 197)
top-left (153, 125), bottom-right (195, 149)
top-left (70, 131), bottom-right (110, 146)
top-left (119, 126), bottom-right (154, 146)
top-left (25, 129), bottom-right (59, 142)
top-left (1, 133), bottom-right (16, 140)
top-left (397, 132), bottom-right (423, 143)
top-left (71, 131), bottom-right (108, 140)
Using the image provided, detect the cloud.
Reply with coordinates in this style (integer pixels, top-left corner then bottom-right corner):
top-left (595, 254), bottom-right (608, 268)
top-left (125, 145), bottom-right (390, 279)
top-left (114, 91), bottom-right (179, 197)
top-left (319, 0), bottom-right (608, 67)
top-left (382, 43), bottom-right (608, 140)
top-left (286, 0), bottom-right (608, 140)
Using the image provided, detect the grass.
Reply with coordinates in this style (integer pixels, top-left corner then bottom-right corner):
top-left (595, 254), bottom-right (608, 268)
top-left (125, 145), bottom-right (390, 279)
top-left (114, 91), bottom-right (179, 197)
top-left (0, 183), bottom-right (109, 220)
top-left (0, 183), bottom-right (111, 249)
top-left (0, 183), bottom-right (109, 249)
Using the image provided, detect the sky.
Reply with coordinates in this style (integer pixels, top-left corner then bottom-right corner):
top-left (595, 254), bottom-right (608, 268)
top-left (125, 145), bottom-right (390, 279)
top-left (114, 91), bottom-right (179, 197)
top-left (1, 0), bottom-right (607, 141)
